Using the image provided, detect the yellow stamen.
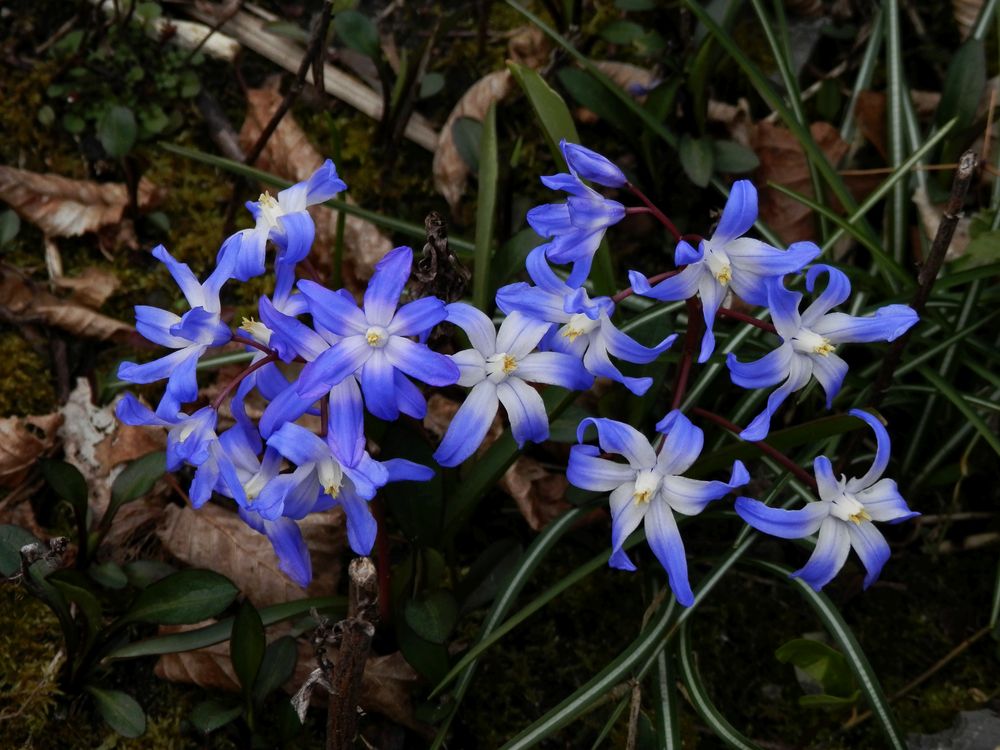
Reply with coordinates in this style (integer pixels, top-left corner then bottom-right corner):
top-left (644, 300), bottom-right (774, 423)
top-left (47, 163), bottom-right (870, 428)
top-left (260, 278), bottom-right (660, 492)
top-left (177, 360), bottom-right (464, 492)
top-left (366, 331), bottom-right (382, 346)
top-left (715, 265), bottom-right (732, 285)
top-left (633, 488), bottom-right (653, 506)
top-left (502, 354), bottom-right (518, 374)
top-left (258, 191), bottom-right (278, 208)
top-left (848, 509), bottom-right (871, 525)
top-left (813, 339), bottom-right (835, 356)
top-left (563, 327), bottom-right (583, 342)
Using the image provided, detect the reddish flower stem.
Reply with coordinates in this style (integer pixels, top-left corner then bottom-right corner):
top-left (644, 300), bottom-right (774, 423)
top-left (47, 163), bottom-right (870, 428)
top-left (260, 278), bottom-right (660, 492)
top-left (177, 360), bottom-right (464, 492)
top-left (230, 334), bottom-right (276, 357)
top-left (690, 407), bottom-right (818, 490)
top-left (319, 396), bottom-right (329, 438)
top-left (626, 182), bottom-right (682, 242)
top-left (717, 307), bottom-right (777, 334)
top-left (210, 353), bottom-right (277, 411)
top-left (611, 269), bottom-right (680, 304)
top-left (671, 299), bottom-right (703, 411)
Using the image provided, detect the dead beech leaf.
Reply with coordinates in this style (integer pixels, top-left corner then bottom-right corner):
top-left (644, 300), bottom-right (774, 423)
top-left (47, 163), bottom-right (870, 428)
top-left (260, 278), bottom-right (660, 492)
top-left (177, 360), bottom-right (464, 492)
top-left (0, 166), bottom-right (161, 239)
top-left (752, 121), bottom-right (850, 244)
top-left (499, 455), bottom-right (571, 531)
top-left (433, 70), bottom-right (515, 211)
top-left (592, 61), bottom-right (658, 97)
top-left (0, 412), bottom-right (63, 488)
top-left (157, 501), bottom-right (346, 607)
top-left (0, 267), bottom-right (133, 341)
top-left (51, 267), bottom-right (120, 308)
top-left (59, 379), bottom-right (164, 518)
top-left (239, 85), bottom-right (392, 279)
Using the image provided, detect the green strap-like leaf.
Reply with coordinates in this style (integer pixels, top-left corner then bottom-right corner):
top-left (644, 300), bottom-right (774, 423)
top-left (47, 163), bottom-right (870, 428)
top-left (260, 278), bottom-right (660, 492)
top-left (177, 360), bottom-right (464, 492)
top-left (917, 366), bottom-right (1000, 458)
top-left (473, 102), bottom-right (499, 313)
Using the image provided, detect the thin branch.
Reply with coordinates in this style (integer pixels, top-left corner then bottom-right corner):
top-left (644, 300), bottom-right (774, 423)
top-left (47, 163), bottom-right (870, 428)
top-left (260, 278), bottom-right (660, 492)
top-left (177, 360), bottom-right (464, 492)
top-left (626, 183), bottom-right (682, 242)
top-left (671, 299), bottom-right (702, 411)
top-left (210, 354), bottom-right (276, 410)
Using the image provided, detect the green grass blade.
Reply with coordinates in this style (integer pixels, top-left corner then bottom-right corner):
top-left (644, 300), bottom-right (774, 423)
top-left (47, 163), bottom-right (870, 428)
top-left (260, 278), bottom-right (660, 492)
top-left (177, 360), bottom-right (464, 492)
top-left (917, 366), bottom-right (1000, 458)
top-left (506, 60), bottom-right (580, 164)
top-left (654, 631), bottom-right (682, 749)
top-left (883, 0), bottom-right (907, 263)
top-left (591, 694), bottom-right (631, 750)
top-left (473, 102), bottom-right (499, 312)
top-left (678, 620), bottom-right (762, 750)
top-left (429, 506), bottom-right (586, 749)
top-left (972, 0), bottom-right (1000, 41)
top-left (841, 10), bottom-right (883, 141)
top-left (991, 555), bottom-right (1000, 628)
top-left (749, 559), bottom-right (906, 749)
top-left (160, 143), bottom-right (475, 254)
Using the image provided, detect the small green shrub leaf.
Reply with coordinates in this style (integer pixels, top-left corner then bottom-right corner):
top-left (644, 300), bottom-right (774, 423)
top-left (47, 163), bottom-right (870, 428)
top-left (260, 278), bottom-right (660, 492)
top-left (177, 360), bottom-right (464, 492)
top-left (679, 134), bottom-right (714, 187)
top-left (404, 589), bottom-right (459, 644)
top-left (334, 10), bottom-right (380, 58)
top-left (123, 569), bottom-right (238, 625)
top-left (190, 699), bottom-right (242, 734)
top-left (231, 600), bottom-right (265, 694)
top-left (97, 105), bottom-right (137, 158)
top-left (87, 687), bottom-right (146, 738)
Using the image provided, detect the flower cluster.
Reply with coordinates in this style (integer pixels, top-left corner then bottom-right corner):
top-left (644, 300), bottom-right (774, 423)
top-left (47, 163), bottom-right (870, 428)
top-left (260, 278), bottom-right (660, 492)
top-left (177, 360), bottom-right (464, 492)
top-left (117, 143), bottom-right (918, 602)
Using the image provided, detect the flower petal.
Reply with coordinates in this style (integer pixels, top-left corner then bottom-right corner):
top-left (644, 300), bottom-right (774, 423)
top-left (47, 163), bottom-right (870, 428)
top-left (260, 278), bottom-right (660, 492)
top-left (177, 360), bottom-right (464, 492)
top-left (393, 370), bottom-right (428, 419)
top-left (582, 342), bottom-right (652, 396)
top-left (697, 273), bottom-right (726, 363)
top-left (259, 383), bottom-right (315, 439)
top-left (739, 353), bottom-right (812, 441)
top-left (812, 305), bottom-right (918, 344)
top-left (452, 349), bottom-right (487, 387)
top-left (360, 349), bottom-right (398, 421)
top-left (800, 264), bottom-right (851, 326)
top-left (296, 336), bottom-right (371, 400)
top-left (727, 343), bottom-right (793, 390)
top-left (674, 239), bottom-right (704, 265)
top-left (734, 496), bottom-right (830, 539)
top-left (364, 246), bottom-right (412, 327)
top-left (561, 140), bottom-right (627, 187)
top-left (445, 302), bottom-right (497, 354)
top-left (263, 518), bottom-right (312, 587)
top-left (653, 410), bottom-right (704, 476)
top-left (497, 378), bottom-right (549, 446)
top-left (384, 336), bottom-right (460, 386)
top-left (645, 501), bottom-right (694, 606)
top-left (766, 283), bottom-right (803, 341)
top-left (267, 422), bottom-right (331, 467)
top-left (327, 376), bottom-right (365, 467)
top-left (608, 481), bottom-right (643, 571)
top-left (846, 409), bottom-right (892, 491)
top-left (527, 202), bottom-right (574, 238)
top-left (791, 516), bottom-right (851, 591)
top-left (628, 264), bottom-right (701, 302)
top-left (259, 295), bottom-right (329, 362)
top-left (152, 244), bottom-right (205, 307)
top-left (712, 180), bottom-right (757, 244)
top-left (339, 488), bottom-right (377, 555)
top-left (516, 351), bottom-right (593, 390)
top-left (811, 352), bottom-right (849, 408)
top-left (434, 381), bottom-right (499, 466)
top-left (304, 159), bottom-right (347, 204)
top-left (601, 315), bottom-right (676, 364)
top-left (854, 479), bottom-right (918, 523)
top-left (383, 458), bottom-right (435, 483)
top-left (812, 455), bottom-right (840, 502)
top-left (567, 444), bottom-right (635, 492)
top-left (847, 520), bottom-right (891, 589)
top-left (496, 310), bottom-right (552, 358)
top-left (525, 245), bottom-right (571, 293)
top-left (389, 296), bottom-right (448, 337)
top-left (576, 418), bottom-right (656, 470)
top-left (134, 306), bottom-right (185, 348)
top-left (298, 281), bottom-right (368, 336)
top-left (274, 210), bottom-right (315, 265)
top-left (117, 346), bottom-right (196, 385)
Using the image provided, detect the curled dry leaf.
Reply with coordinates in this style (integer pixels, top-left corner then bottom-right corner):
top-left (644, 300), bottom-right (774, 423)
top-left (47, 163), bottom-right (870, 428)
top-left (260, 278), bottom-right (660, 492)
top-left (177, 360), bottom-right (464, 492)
top-left (953, 0), bottom-right (983, 40)
top-left (0, 267), bottom-right (133, 341)
top-left (592, 61), bottom-right (658, 97)
top-left (433, 70), bottom-right (514, 211)
top-left (157, 501), bottom-right (346, 607)
top-left (59, 379), bottom-right (164, 518)
top-left (0, 165), bottom-right (161, 239)
top-left (51, 267), bottom-right (120, 308)
top-left (751, 121), bottom-right (850, 244)
top-left (913, 184), bottom-right (971, 261)
top-left (707, 97), bottom-right (755, 148)
top-left (507, 25), bottom-right (550, 69)
top-left (0, 412), bottom-right (63, 488)
top-left (499, 455), bottom-right (571, 531)
top-left (239, 85), bottom-right (392, 280)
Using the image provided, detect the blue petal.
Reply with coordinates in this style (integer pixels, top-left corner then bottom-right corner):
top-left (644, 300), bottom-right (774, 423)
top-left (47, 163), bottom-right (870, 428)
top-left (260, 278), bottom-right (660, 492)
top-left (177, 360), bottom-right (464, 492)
top-left (296, 337), bottom-right (371, 401)
top-left (713, 180), bottom-right (757, 244)
top-left (582, 341), bottom-right (652, 396)
top-left (433, 381), bottom-right (499, 466)
top-left (697, 274), bottom-right (726, 363)
top-left (304, 159), bottom-right (347, 204)
top-left (653, 410), bottom-right (703, 476)
top-left (813, 304), bottom-right (918, 344)
top-left (644, 501), bottom-right (694, 606)
top-left (812, 455), bottom-right (841, 502)
top-left (258, 295), bottom-right (328, 362)
top-left (230, 229), bottom-right (268, 282)
top-left (389, 297), bottom-right (448, 338)
top-left (661, 473), bottom-right (739, 516)
top-left (115, 393), bottom-right (170, 427)
top-left (496, 378), bottom-right (548, 447)
top-left (207, 233), bottom-right (239, 296)
top-left (734, 496), bottom-right (829, 539)
top-left (339, 488), bottom-right (377, 555)
top-left (766, 282), bottom-right (804, 341)
top-left (545, 229), bottom-right (603, 266)
top-left (274, 210), bottom-right (315, 265)
top-left (738, 354), bottom-right (813, 441)
top-left (327, 377), bottom-right (365, 467)
top-left (383, 458), bottom-right (435, 483)
top-left (800, 264), bottom-right (851, 326)
top-left (539, 172), bottom-right (589, 197)
top-left (360, 350), bottom-right (398, 420)
top-left (565, 255), bottom-right (594, 288)
top-left (527, 203), bottom-right (574, 238)
top-left (600, 317), bottom-right (676, 364)
top-left (561, 140), bottom-right (627, 187)
top-left (259, 383), bottom-right (315, 439)
top-left (189, 458), bottom-right (219, 508)
top-left (298, 281), bottom-right (368, 336)
top-left (727, 344), bottom-right (793, 390)
top-left (267, 422), bottom-right (331, 467)
top-left (117, 347), bottom-right (195, 385)
top-left (385, 336), bottom-right (459, 386)
top-left (567, 444), bottom-right (635, 492)
top-left (726, 237), bottom-right (820, 276)
top-left (393, 370), bottom-right (428, 419)
top-left (275, 468), bottom-right (323, 519)
top-left (846, 409), bottom-right (892, 490)
top-left (566, 195), bottom-right (625, 232)
top-left (608, 482), bottom-right (644, 572)
top-left (169, 307), bottom-right (228, 346)
top-left (674, 239), bottom-right (704, 266)
top-left (152, 244), bottom-right (204, 306)
top-left (811, 352), bottom-right (848, 408)
top-left (576, 417), bottom-right (656, 469)
top-left (495, 311), bottom-right (553, 359)
top-left (364, 246), bottom-right (412, 327)
top-left (854, 479), bottom-right (918, 523)
top-left (791, 516), bottom-right (851, 591)
top-left (495, 282), bottom-right (569, 324)
top-left (525, 245), bottom-right (571, 293)
top-left (264, 518), bottom-right (312, 587)
top-left (134, 306), bottom-right (184, 348)
top-left (516, 351), bottom-right (593, 390)
top-left (628, 265), bottom-right (701, 302)
top-left (847, 521), bottom-right (891, 589)
top-left (446, 302), bottom-right (497, 354)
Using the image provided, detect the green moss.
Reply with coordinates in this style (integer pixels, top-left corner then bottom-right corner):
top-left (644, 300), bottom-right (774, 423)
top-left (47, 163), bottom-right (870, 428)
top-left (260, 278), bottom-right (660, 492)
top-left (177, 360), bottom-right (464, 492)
top-left (0, 331), bottom-right (58, 416)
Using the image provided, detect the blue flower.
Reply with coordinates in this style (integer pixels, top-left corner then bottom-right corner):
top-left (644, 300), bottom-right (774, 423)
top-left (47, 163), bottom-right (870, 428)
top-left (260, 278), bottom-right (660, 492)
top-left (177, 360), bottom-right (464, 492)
top-left (627, 181), bottom-right (820, 362)
top-left (735, 409), bottom-right (918, 591)
top-left (527, 141), bottom-right (627, 283)
top-left (567, 411), bottom-right (749, 606)
top-left (433, 304), bottom-right (593, 466)
top-left (729, 265), bottom-right (919, 441)
top-left (223, 159), bottom-right (346, 281)
top-left (293, 246), bottom-right (460, 421)
top-left (117, 245), bottom-right (233, 414)
top-left (496, 247), bottom-right (676, 395)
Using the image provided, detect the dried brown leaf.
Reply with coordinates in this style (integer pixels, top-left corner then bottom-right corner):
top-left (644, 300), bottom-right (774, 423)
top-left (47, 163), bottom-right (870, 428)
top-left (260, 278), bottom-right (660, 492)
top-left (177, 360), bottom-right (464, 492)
top-left (0, 166), bottom-right (161, 239)
top-left (157, 501), bottom-right (345, 607)
top-left (499, 455), bottom-right (571, 531)
top-left (913, 184), bottom-right (971, 261)
top-left (239, 85), bottom-right (392, 279)
top-left (508, 26), bottom-right (550, 69)
top-left (0, 268), bottom-right (132, 341)
top-left (50, 266), bottom-right (120, 308)
top-left (0, 412), bottom-right (62, 488)
top-left (953, 0), bottom-right (982, 39)
top-left (752, 121), bottom-right (850, 244)
top-left (592, 61), bottom-right (657, 97)
top-left (433, 70), bottom-right (515, 211)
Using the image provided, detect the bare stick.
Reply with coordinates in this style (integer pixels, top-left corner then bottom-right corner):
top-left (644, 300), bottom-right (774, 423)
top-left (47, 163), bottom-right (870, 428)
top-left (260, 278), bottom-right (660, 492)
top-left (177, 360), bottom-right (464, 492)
top-left (326, 557), bottom-right (378, 750)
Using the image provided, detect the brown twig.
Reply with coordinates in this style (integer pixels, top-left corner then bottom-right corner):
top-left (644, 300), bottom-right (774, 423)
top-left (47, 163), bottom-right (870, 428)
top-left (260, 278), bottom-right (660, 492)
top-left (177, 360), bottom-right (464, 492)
top-left (868, 150), bottom-right (979, 408)
top-left (210, 354), bottom-right (276, 410)
top-left (326, 557), bottom-right (378, 750)
top-left (182, 0), bottom-right (244, 65)
top-left (717, 307), bottom-right (777, 334)
top-left (671, 299), bottom-right (703, 411)
top-left (243, 1), bottom-right (335, 167)
top-left (626, 183), bottom-right (682, 241)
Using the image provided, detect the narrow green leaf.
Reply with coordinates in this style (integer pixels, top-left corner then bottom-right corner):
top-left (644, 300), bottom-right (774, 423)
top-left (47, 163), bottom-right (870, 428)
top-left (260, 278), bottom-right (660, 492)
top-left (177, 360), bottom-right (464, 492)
top-left (601, 19), bottom-right (645, 44)
top-left (122, 569), bottom-right (238, 626)
top-left (108, 596), bottom-right (345, 660)
top-left (190, 699), bottom-right (242, 734)
top-left (654, 639), bottom-right (682, 749)
top-left (473, 102), bottom-right (499, 313)
top-left (936, 39), bottom-right (986, 130)
top-left (748, 559), bottom-right (906, 750)
top-left (591, 694), bottom-right (631, 749)
top-left (451, 117), bottom-right (482, 171)
top-left (87, 687), bottom-right (146, 738)
top-left (231, 600), bottom-right (265, 695)
top-left (506, 60), bottom-right (579, 165)
top-left (883, 0), bottom-right (906, 263)
top-left (918, 366), bottom-right (1000, 458)
top-left (97, 105), bottom-right (137, 158)
top-left (103, 451), bottom-right (165, 531)
top-left (557, 67), bottom-right (634, 134)
top-left (252, 636), bottom-right (298, 704)
top-left (89, 561), bottom-right (128, 590)
top-left (679, 134), bottom-right (714, 187)
top-left (40, 459), bottom-right (88, 510)
top-left (678, 621), bottom-right (761, 750)
top-left (49, 573), bottom-right (103, 654)
top-left (775, 638), bottom-right (856, 699)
